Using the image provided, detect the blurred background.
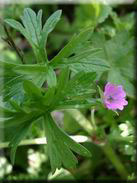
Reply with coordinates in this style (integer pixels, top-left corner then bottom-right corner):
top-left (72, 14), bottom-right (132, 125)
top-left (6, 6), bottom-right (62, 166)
top-left (0, 2), bottom-right (136, 181)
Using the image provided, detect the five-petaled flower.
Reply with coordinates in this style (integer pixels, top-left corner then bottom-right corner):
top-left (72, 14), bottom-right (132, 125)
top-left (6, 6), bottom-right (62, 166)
top-left (103, 82), bottom-right (128, 111)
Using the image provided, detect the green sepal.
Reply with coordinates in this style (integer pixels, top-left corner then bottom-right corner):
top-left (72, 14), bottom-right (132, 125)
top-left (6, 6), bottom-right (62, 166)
top-left (97, 85), bottom-right (104, 102)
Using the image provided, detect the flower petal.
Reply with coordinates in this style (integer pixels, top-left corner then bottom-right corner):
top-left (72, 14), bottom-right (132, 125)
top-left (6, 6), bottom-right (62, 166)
top-left (104, 83), bottom-right (116, 96)
top-left (117, 105), bottom-right (124, 110)
top-left (120, 99), bottom-right (128, 106)
top-left (112, 86), bottom-right (126, 98)
top-left (103, 82), bottom-right (128, 111)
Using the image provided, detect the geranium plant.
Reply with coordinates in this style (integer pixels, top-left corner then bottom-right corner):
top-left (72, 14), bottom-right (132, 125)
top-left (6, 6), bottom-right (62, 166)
top-left (0, 6), bottom-right (134, 179)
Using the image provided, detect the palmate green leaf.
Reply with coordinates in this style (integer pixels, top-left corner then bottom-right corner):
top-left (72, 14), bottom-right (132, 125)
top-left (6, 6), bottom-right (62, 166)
top-left (65, 72), bottom-right (96, 97)
top-left (9, 120), bottom-right (33, 164)
top-left (0, 60), bottom-right (18, 71)
top-left (42, 68), bottom-right (69, 109)
top-left (55, 98), bottom-right (97, 110)
top-left (108, 68), bottom-right (135, 98)
top-left (43, 87), bottom-right (55, 106)
top-left (18, 8), bottom-right (47, 63)
top-left (20, 8), bottom-right (42, 45)
top-left (23, 80), bottom-right (42, 98)
top-left (106, 33), bottom-right (134, 98)
top-left (73, 4), bottom-right (111, 30)
top-left (53, 68), bottom-right (70, 105)
top-left (22, 80), bottom-right (56, 111)
top-left (44, 114), bottom-right (91, 173)
top-left (48, 168), bottom-right (75, 180)
top-left (5, 9), bottom-right (61, 64)
top-left (4, 19), bottom-right (24, 33)
top-left (4, 19), bottom-right (28, 40)
top-left (2, 75), bottom-right (25, 102)
top-left (56, 68), bottom-right (70, 94)
top-left (110, 11), bottom-right (134, 32)
top-left (1, 73), bottom-right (43, 103)
top-left (41, 10), bottom-right (62, 48)
top-left (0, 106), bottom-right (16, 117)
top-left (46, 67), bottom-right (57, 88)
top-left (0, 99), bottom-right (42, 129)
top-left (91, 31), bottom-right (135, 97)
top-left (37, 9), bottom-right (43, 31)
top-left (97, 4), bottom-right (112, 24)
top-left (0, 112), bottom-right (33, 128)
top-left (50, 40), bottom-right (109, 74)
top-left (68, 51), bottom-right (110, 73)
top-left (12, 63), bottom-right (48, 88)
top-left (1, 70), bottom-right (24, 102)
top-left (50, 71), bottom-right (97, 110)
top-left (0, 60), bottom-right (26, 101)
top-left (50, 28), bottom-right (93, 68)
top-left (0, 60), bottom-right (20, 79)
top-left (14, 64), bottom-right (48, 74)
top-left (31, 73), bottom-right (47, 88)
top-left (47, 71), bottom-right (97, 110)
top-left (0, 61), bottom-right (48, 101)
top-left (9, 99), bottom-right (23, 112)
top-left (4, 19), bottom-right (34, 47)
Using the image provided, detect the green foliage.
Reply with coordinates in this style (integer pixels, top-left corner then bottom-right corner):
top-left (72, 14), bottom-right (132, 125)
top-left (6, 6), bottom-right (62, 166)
top-left (90, 31), bottom-right (134, 97)
top-left (9, 120), bottom-right (33, 164)
top-left (23, 80), bottom-right (42, 98)
top-left (44, 114), bottom-right (91, 173)
top-left (5, 8), bottom-right (62, 63)
top-left (41, 10), bottom-right (62, 48)
top-left (0, 4), bottom-right (135, 179)
top-left (50, 28), bottom-right (92, 67)
top-left (73, 4), bottom-right (112, 29)
top-left (0, 35), bottom-right (97, 169)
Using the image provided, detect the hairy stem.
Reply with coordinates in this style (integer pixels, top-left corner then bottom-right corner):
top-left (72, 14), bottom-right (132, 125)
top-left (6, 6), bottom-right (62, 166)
top-left (3, 24), bottom-right (25, 64)
top-left (101, 143), bottom-right (129, 179)
top-left (0, 135), bottom-right (89, 149)
top-left (66, 109), bottom-right (94, 135)
top-left (91, 108), bottom-right (97, 130)
top-left (67, 109), bottom-right (129, 179)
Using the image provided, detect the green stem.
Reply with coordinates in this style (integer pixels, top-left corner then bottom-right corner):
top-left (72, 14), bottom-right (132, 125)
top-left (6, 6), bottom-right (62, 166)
top-left (0, 135), bottom-right (88, 149)
top-left (66, 109), bottom-right (94, 135)
top-left (91, 108), bottom-right (97, 130)
top-left (0, 138), bottom-right (47, 149)
top-left (67, 109), bottom-right (129, 179)
top-left (101, 142), bottom-right (129, 179)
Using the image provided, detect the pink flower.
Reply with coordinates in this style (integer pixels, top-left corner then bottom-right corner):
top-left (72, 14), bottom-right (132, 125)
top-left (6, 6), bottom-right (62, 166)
top-left (103, 82), bottom-right (128, 111)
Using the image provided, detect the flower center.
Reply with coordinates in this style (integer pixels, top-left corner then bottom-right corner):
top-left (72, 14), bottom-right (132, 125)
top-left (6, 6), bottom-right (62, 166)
top-left (107, 96), bottom-right (114, 102)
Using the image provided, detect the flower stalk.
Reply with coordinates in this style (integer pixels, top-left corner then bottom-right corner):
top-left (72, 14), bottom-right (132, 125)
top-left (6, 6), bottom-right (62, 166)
top-left (67, 108), bottom-right (129, 179)
top-left (101, 143), bottom-right (129, 179)
top-left (0, 135), bottom-right (89, 149)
